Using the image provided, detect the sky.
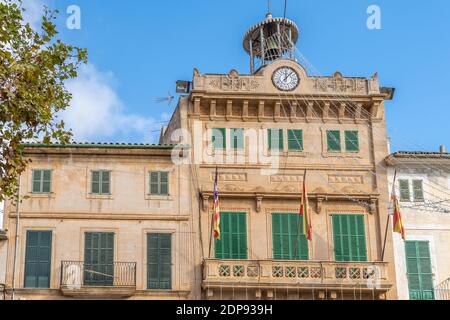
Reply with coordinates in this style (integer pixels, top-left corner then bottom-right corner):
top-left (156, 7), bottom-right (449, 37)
top-left (18, 0), bottom-right (450, 152)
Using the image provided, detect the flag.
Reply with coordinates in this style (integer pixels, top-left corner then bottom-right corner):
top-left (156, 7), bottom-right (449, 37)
top-left (212, 168), bottom-right (221, 240)
top-left (392, 191), bottom-right (406, 241)
top-left (300, 172), bottom-right (313, 241)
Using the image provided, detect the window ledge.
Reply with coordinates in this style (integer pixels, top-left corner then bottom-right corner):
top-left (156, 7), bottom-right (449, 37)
top-left (27, 193), bottom-right (56, 199)
top-left (322, 152), bottom-right (362, 159)
top-left (145, 195), bottom-right (174, 201)
top-left (87, 194), bottom-right (114, 200)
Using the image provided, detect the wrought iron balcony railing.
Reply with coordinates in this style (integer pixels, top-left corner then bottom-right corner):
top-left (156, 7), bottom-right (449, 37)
top-left (435, 278), bottom-right (450, 300)
top-left (60, 261), bottom-right (137, 289)
top-left (203, 259), bottom-right (391, 292)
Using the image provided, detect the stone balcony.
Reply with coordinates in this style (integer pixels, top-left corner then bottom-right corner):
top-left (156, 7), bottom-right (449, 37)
top-left (203, 259), bottom-right (392, 299)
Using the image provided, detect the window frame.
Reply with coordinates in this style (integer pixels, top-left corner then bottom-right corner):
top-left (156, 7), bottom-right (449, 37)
top-left (412, 180), bottom-right (425, 202)
top-left (287, 129), bottom-right (304, 151)
top-left (31, 169), bottom-right (53, 194)
top-left (215, 212), bottom-right (248, 260)
top-left (230, 128), bottom-right (244, 150)
top-left (212, 128), bottom-right (226, 150)
top-left (147, 233), bottom-right (172, 290)
top-left (327, 130), bottom-right (342, 152)
top-left (91, 170), bottom-right (111, 195)
top-left (268, 129), bottom-right (284, 151)
top-left (272, 213), bottom-right (309, 261)
top-left (344, 130), bottom-right (360, 152)
top-left (149, 171), bottom-right (170, 196)
top-left (332, 214), bottom-right (368, 262)
top-left (399, 179), bottom-right (411, 202)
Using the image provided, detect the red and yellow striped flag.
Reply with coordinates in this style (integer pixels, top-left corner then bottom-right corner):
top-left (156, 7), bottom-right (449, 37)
top-left (213, 168), bottom-right (221, 240)
top-left (392, 193), bottom-right (406, 240)
top-left (300, 171), bottom-right (313, 241)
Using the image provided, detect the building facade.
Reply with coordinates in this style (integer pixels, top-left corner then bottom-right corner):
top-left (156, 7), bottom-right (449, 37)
top-left (386, 149), bottom-right (450, 300)
top-left (0, 201), bottom-right (7, 298)
top-left (2, 144), bottom-right (199, 300)
top-left (161, 14), bottom-right (398, 300)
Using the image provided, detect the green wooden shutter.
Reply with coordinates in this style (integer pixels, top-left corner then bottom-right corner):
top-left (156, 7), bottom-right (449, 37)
top-left (399, 180), bottom-right (411, 202)
top-left (212, 128), bottom-right (226, 150)
top-left (231, 128), bottom-right (244, 150)
top-left (327, 131), bottom-right (341, 152)
top-left (91, 171), bottom-right (100, 194)
top-left (160, 172), bottom-right (169, 195)
top-left (345, 131), bottom-right (359, 152)
top-left (287, 130), bottom-right (303, 151)
top-left (24, 231), bottom-right (52, 288)
top-left (84, 232), bottom-right (114, 286)
top-left (405, 241), bottom-right (434, 300)
top-left (268, 129), bottom-right (284, 151)
top-left (413, 180), bottom-right (424, 202)
top-left (272, 213), bottom-right (308, 260)
top-left (101, 171), bottom-right (111, 194)
top-left (32, 170), bottom-right (52, 193)
top-left (215, 212), bottom-right (247, 260)
top-left (32, 170), bottom-right (41, 193)
top-left (333, 214), bottom-right (367, 262)
top-left (147, 233), bottom-right (172, 290)
top-left (150, 172), bottom-right (169, 195)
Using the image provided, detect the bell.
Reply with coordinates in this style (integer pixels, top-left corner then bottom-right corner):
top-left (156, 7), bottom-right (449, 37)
top-left (265, 37), bottom-right (281, 61)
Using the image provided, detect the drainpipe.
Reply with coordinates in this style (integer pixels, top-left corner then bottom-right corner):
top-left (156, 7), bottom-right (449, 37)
top-left (11, 174), bottom-right (21, 301)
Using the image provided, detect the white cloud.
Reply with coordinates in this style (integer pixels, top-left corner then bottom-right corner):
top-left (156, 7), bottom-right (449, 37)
top-left (60, 64), bottom-right (161, 143)
top-left (21, 0), bottom-right (47, 30)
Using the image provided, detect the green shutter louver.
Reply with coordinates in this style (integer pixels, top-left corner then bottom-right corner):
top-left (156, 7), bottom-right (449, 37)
top-left (268, 129), bottom-right (284, 151)
top-left (399, 180), bottom-right (411, 202)
top-left (405, 241), bottom-right (434, 300)
top-left (272, 213), bottom-right (309, 260)
top-left (147, 233), bottom-right (172, 289)
top-left (215, 212), bottom-right (247, 260)
top-left (84, 232), bottom-right (114, 286)
top-left (150, 172), bottom-right (169, 195)
top-left (413, 180), bottom-right (424, 202)
top-left (327, 131), bottom-right (341, 152)
top-left (91, 171), bottom-right (111, 195)
top-left (31, 170), bottom-right (52, 193)
top-left (24, 231), bottom-right (52, 288)
top-left (212, 128), bottom-right (226, 150)
top-left (345, 131), bottom-right (359, 152)
top-left (332, 214), bottom-right (367, 262)
top-left (287, 130), bottom-right (303, 151)
top-left (231, 128), bottom-right (244, 150)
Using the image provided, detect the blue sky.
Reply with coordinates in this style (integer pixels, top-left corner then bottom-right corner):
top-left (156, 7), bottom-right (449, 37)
top-left (25, 0), bottom-right (450, 152)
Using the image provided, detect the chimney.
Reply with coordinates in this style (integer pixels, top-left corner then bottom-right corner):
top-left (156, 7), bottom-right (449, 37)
top-left (440, 145), bottom-right (446, 153)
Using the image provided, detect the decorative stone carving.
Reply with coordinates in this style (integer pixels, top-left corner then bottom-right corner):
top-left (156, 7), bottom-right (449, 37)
top-left (329, 175), bottom-right (364, 184)
top-left (207, 75), bottom-right (260, 92)
top-left (270, 175), bottom-right (303, 183)
top-left (316, 197), bottom-right (324, 215)
top-left (256, 196), bottom-right (263, 213)
top-left (202, 194), bottom-right (210, 212)
top-left (212, 173), bottom-right (247, 182)
top-left (312, 75), bottom-right (366, 94)
top-left (223, 184), bottom-right (244, 192)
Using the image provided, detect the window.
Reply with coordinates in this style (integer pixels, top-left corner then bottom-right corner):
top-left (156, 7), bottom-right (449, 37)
top-left (215, 212), bottom-right (247, 260)
top-left (413, 180), bottom-right (424, 202)
top-left (84, 232), bottom-right (114, 286)
top-left (332, 214), bottom-right (367, 262)
top-left (345, 131), bottom-right (359, 152)
top-left (24, 231), bottom-right (52, 288)
top-left (399, 180), bottom-right (411, 202)
top-left (150, 172), bottom-right (169, 196)
top-left (268, 129), bottom-right (284, 151)
top-left (287, 130), bottom-right (303, 151)
top-left (147, 233), bottom-right (172, 290)
top-left (32, 170), bottom-right (52, 193)
top-left (231, 128), bottom-right (244, 150)
top-left (91, 170), bottom-right (111, 195)
top-left (327, 130), bottom-right (341, 152)
top-left (272, 213), bottom-right (308, 260)
top-left (212, 128), bottom-right (226, 150)
top-left (405, 241), bottom-right (434, 300)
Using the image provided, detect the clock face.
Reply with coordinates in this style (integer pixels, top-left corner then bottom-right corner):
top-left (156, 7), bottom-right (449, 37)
top-left (272, 67), bottom-right (300, 91)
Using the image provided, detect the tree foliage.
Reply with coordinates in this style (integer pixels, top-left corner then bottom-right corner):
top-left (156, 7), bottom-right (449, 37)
top-left (0, 0), bottom-right (87, 201)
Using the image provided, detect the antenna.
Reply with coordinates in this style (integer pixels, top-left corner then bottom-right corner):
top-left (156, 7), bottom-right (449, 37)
top-left (267, 0), bottom-right (271, 17)
top-left (283, 0), bottom-right (287, 19)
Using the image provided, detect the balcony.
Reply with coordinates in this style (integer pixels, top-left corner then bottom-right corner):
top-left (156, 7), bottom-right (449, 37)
top-left (203, 259), bottom-right (392, 299)
top-left (435, 278), bottom-right (450, 300)
top-left (60, 261), bottom-right (137, 298)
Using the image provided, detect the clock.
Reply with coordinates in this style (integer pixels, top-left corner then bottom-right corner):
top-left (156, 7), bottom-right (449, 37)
top-left (272, 67), bottom-right (300, 91)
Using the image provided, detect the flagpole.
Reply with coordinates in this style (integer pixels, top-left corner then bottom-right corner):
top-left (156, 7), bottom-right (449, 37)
top-left (381, 170), bottom-right (397, 262)
top-left (208, 167), bottom-right (218, 258)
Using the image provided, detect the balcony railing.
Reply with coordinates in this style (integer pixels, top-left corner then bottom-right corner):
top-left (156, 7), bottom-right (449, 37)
top-left (61, 261), bottom-right (137, 289)
top-left (203, 259), bottom-right (391, 292)
top-left (435, 278), bottom-right (450, 300)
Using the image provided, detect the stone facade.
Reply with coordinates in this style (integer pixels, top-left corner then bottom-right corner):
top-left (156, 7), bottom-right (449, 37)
top-left (2, 144), bottom-right (199, 300)
top-left (161, 57), bottom-right (397, 300)
top-left (386, 151), bottom-right (450, 300)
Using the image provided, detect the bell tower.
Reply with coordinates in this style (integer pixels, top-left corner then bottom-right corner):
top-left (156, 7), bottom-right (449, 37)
top-left (243, 2), bottom-right (299, 73)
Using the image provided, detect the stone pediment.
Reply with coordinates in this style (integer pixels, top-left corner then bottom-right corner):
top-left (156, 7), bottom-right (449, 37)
top-left (192, 59), bottom-right (380, 96)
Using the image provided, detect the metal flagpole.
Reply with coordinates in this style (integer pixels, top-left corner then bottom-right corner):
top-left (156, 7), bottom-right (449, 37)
top-left (11, 174), bottom-right (21, 300)
top-left (208, 167), bottom-right (218, 258)
top-left (381, 170), bottom-right (397, 262)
